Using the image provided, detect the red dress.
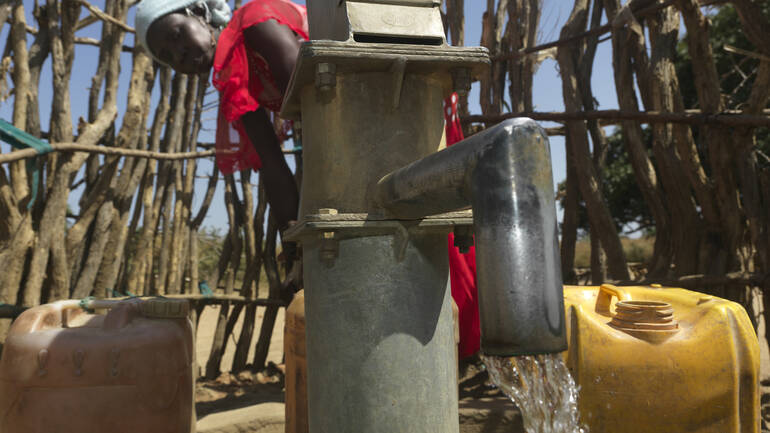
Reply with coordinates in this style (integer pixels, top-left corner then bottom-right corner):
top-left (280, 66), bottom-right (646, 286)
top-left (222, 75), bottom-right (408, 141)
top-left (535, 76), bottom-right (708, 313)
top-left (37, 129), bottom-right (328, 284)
top-left (212, 0), bottom-right (309, 175)
top-left (445, 93), bottom-right (480, 359)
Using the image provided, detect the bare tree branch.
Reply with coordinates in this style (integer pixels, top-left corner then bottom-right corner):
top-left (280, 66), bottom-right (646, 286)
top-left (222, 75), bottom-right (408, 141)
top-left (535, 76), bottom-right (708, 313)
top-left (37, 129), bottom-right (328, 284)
top-left (75, 0), bottom-right (135, 33)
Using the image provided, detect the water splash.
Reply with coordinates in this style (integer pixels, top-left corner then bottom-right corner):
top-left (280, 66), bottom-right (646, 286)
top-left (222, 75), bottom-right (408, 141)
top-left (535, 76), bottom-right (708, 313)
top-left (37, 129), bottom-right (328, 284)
top-left (482, 354), bottom-right (586, 433)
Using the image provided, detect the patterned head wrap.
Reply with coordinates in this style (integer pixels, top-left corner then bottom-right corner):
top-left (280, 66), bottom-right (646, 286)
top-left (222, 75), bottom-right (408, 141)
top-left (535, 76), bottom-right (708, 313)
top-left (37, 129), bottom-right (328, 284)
top-left (135, 0), bottom-right (231, 63)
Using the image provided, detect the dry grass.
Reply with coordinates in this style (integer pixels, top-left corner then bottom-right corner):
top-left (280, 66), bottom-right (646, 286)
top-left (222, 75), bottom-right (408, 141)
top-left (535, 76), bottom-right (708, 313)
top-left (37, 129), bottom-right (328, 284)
top-left (573, 236), bottom-right (654, 268)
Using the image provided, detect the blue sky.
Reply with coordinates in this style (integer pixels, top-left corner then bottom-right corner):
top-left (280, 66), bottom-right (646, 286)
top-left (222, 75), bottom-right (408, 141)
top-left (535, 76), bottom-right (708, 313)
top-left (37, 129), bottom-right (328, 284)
top-left (0, 1), bottom-right (620, 232)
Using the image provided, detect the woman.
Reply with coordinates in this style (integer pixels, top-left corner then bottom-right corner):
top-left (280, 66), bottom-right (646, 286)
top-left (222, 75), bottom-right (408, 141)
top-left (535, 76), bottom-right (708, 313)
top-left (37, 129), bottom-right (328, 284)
top-left (136, 0), bottom-right (308, 235)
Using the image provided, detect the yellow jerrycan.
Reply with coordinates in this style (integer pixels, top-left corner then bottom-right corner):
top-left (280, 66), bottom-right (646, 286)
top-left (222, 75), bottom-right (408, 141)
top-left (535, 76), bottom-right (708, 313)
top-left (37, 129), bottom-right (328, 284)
top-left (563, 284), bottom-right (759, 433)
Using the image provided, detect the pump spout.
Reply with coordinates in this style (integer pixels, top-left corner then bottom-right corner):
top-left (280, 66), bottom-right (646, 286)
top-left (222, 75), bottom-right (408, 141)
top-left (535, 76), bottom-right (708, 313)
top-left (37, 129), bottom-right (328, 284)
top-left (376, 118), bottom-right (567, 356)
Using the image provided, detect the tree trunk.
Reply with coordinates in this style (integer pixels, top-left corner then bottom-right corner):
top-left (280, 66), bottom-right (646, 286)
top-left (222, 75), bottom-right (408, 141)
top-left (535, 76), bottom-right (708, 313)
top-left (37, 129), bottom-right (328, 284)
top-left (560, 137), bottom-right (579, 284)
top-left (676, 0), bottom-right (741, 276)
top-left (507, 0), bottom-right (540, 113)
top-left (205, 301), bottom-right (230, 379)
top-left (233, 182), bottom-right (268, 372)
top-left (205, 173), bottom-right (243, 376)
top-left (0, 1), bottom-right (35, 318)
top-left (557, 0), bottom-right (629, 280)
top-left (603, 0), bottom-right (673, 277)
top-left (127, 67), bottom-right (172, 293)
top-left (253, 213), bottom-right (281, 370)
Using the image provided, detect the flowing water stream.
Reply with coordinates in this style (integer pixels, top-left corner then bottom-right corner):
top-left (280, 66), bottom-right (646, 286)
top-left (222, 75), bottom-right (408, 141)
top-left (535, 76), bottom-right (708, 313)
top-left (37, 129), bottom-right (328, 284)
top-left (482, 354), bottom-right (586, 433)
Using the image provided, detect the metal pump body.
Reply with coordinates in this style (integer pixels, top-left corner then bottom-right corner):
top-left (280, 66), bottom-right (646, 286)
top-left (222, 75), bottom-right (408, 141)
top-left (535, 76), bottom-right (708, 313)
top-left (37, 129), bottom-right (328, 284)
top-left (281, 1), bottom-right (565, 431)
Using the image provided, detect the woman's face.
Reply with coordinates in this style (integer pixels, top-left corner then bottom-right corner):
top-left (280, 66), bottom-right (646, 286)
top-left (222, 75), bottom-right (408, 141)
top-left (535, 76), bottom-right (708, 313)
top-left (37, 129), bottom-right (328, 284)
top-left (146, 12), bottom-right (215, 74)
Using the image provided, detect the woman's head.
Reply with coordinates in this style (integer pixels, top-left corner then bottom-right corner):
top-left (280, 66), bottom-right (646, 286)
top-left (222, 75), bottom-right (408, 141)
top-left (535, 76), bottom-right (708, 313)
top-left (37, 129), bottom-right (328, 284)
top-left (136, 0), bottom-right (231, 74)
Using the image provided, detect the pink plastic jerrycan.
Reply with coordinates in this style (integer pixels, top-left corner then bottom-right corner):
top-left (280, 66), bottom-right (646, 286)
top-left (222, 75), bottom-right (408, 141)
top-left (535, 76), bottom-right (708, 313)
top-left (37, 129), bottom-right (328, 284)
top-left (0, 297), bottom-right (195, 433)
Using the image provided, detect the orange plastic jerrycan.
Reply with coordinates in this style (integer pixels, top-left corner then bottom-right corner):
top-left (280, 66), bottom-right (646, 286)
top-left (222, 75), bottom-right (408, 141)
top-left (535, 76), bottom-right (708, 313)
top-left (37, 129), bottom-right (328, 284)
top-left (0, 298), bottom-right (195, 433)
top-left (285, 290), bottom-right (308, 433)
top-left (563, 284), bottom-right (759, 433)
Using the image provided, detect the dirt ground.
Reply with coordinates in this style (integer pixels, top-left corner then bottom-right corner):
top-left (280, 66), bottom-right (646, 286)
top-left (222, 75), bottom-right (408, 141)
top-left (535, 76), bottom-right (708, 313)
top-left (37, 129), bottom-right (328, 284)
top-left (196, 365), bottom-right (285, 419)
top-left (194, 305), bottom-right (286, 416)
top-left (193, 304), bottom-right (515, 431)
top-left (194, 304), bottom-right (770, 431)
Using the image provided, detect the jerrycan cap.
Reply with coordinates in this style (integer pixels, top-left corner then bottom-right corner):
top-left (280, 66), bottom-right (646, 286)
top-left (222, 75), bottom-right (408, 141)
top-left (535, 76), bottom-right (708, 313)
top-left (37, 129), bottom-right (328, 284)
top-left (610, 300), bottom-right (678, 331)
top-left (596, 285), bottom-right (679, 343)
top-left (609, 300), bottom-right (679, 344)
top-left (139, 298), bottom-right (190, 319)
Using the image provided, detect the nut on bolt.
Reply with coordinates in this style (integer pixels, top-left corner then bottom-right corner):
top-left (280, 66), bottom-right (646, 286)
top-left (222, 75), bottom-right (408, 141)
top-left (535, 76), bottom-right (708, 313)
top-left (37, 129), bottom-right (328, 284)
top-left (315, 63), bottom-right (337, 91)
top-left (318, 208), bottom-right (338, 216)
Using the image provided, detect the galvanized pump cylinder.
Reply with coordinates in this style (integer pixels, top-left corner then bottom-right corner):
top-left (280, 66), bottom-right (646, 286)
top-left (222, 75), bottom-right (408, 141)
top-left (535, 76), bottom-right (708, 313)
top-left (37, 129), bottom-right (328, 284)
top-left (300, 69), bottom-right (457, 433)
top-left (302, 233), bottom-right (457, 433)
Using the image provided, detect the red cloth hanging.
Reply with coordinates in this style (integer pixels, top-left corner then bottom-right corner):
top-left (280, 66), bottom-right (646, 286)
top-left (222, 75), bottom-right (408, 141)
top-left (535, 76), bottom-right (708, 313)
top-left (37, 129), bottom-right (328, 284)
top-left (444, 93), bottom-right (480, 359)
top-left (212, 0), bottom-right (309, 175)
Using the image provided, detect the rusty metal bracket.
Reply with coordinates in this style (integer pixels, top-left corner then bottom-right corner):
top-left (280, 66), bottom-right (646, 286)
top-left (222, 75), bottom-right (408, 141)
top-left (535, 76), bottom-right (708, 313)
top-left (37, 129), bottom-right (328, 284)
top-left (283, 209), bottom-right (473, 242)
top-left (281, 42), bottom-right (489, 120)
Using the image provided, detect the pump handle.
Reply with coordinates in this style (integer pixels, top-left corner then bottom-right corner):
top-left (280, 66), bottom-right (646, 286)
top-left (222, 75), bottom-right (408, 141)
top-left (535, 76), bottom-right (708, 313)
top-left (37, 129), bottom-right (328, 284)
top-left (595, 284), bottom-right (632, 317)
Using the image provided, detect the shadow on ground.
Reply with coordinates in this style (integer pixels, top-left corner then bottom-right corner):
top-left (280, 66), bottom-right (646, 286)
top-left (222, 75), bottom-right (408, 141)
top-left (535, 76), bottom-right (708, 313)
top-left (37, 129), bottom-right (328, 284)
top-left (196, 364), bottom-right (285, 419)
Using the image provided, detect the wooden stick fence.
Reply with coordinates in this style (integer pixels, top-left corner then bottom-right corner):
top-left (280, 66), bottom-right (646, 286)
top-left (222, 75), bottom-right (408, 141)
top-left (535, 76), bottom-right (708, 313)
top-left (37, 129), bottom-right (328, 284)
top-left (462, 109), bottom-right (770, 128)
top-left (1, 0), bottom-right (767, 379)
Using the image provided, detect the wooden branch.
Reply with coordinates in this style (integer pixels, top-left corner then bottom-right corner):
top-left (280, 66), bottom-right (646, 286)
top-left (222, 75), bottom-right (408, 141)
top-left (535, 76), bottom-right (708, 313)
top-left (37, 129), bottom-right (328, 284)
top-left (731, 0), bottom-right (770, 57)
top-left (558, 0), bottom-right (631, 280)
top-left (75, 0), bottom-right (135, 33)
top-left (191, 165), bottom-right (218, 229)
top-left (253, 212), bottom-right (281, 370)
top-left (473, 109), bottom-right (770, 133)
top-left (74, 14), bottom-right (99, 31)
top-left (10, 1), bottom-right (31, 200)
top-left (543, 126), bottom-right (566, 136)
top-left (491, 0), bottom-right (726, 62)
top-left (75, 36), bottom-right (133, 52)
top-left (461, 109), bottom-right (770, 127)
top-left (0, 143), bottom-right (216, 165)
top-left (128, 68), bottom-right (172, 295)
top-left (23, 23), bottom-right (134, 51)
top-left (723, 44), bottom-right (770, 63)
top-left (198, 141), bottom-right (300, 154)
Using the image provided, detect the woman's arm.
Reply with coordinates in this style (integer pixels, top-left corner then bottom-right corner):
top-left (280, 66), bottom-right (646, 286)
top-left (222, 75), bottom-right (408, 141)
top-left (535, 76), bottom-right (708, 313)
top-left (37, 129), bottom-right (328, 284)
top-left (240, 108), bottom-right (299, 232)
top-left (239, 20), bottom-right (302, 231)
top-left (242, 19), bottom-right (302, 94)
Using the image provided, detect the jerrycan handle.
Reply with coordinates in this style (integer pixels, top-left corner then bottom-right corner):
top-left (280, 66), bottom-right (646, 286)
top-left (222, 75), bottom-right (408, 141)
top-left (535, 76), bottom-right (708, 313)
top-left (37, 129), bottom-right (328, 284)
top-left (10, 299), bottom-right (124, 334)
top-left (595, 284), bottom-right (632, 317)
top-left (15, 298), bottom-right (189, 334)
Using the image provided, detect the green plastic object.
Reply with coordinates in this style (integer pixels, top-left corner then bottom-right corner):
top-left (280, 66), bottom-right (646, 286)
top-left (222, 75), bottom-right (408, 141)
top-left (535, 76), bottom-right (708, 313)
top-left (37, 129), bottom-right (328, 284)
top-left (198, 281), bottom-right (213, 297)
top-left (0, 119), bottom-right (53, 154)
top-left (0, 119), bottom-right (53, 209)
top-left (111, 289), bottom-right (136, 298)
